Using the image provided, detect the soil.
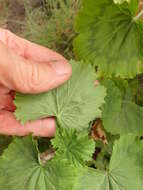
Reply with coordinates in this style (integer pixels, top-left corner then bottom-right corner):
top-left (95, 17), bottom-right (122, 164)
top-left (6, 0), bottom-right (25, 35)
top-left (0, 0), bottom-right (43, 35)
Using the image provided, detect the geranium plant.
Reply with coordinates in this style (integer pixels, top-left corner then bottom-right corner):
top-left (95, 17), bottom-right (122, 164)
top-left (0, 0), bottom-right (143, 189)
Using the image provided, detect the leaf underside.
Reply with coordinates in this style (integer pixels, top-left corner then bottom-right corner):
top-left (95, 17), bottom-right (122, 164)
top-left (15, 60), bottom-right (106, 130)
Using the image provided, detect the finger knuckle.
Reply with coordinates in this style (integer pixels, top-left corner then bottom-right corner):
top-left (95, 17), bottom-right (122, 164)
top-left (27, 63), bottom-right (41, 92)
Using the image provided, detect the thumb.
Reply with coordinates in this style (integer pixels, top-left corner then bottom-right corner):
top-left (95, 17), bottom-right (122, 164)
top-left (0, 41), bottom-right (72, 93)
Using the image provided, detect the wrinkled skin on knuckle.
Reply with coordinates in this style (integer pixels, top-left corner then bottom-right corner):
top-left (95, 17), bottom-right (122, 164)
top-left (21, 61), bottom-right (42, 93)
top-left (27, 62), bottom-right (41, 92)
top-left (10, 60), bottom-right (40, 93)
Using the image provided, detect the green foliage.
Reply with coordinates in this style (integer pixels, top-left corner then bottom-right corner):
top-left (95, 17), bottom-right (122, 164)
top-left (0, 135), bottom-right (142, 190)
top-left (0, 136), bottom-right (77, 190)
top-left (94, 133), bottom-right (118, 170)
top-left (52, 128), bottom-right (95, 167)
top-left (24, 0), bottom-right (81, 59)
top-left (1, 0), bottom-right (143, 189)
top-left (15, 60), bottom-right (106, 129)
top-left (74, 0), bottom-right (143, 78)
top-left (74, 135), bottom-right (143, 190)
top-left (0, 136), bottom-right (12, 155)
top-left (129, 77), bottom-right (143, 106)
top-left (102, 79), bottom-right (143, 134)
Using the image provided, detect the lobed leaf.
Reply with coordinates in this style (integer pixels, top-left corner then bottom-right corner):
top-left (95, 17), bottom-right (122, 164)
top-left (0, 136), bottom-right (77, 190)
top-left (74, 134), bottom-right (143, 190)
top-left (74, 0), bottom-right (143, 78)
top-left (15, 60), bottom-right (106, 130)
top-left (52, 128), bottom-right (95, 167)
top-left (102, 80), bottom-right (143, 134)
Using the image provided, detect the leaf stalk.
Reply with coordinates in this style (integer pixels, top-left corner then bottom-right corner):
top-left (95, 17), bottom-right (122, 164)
top-left (134, 9), bottom-right (143, 21)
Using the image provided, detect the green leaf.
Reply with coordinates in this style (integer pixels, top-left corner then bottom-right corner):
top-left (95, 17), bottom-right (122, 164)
top-left (94, 133), bottom-right (118, 170)
top-left (0, 136), bottom-right (12, 155)
top-left (128, 78), bottom-right (143, 106)
top-left (15, 60), bottom-right (106, 130)
top-left (0, 136), bottom-right (77, 190)
top-left (74, 134), bottom-right (143, 190)
top-left (74, 0), bottom-right (143, 78)
top-left (102, 80), bottom-right (143, 134)
top-left (52, 128), bottom-right (95, 166)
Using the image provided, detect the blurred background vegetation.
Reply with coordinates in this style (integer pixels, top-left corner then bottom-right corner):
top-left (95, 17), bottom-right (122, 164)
top-left (0, 0), bottom-right (81, 59)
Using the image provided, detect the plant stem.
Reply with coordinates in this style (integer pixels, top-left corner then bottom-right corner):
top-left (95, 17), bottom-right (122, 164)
top-left (134, 8), bottom-right (143, 21)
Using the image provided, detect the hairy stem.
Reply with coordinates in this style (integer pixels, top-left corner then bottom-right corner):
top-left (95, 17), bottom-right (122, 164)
top-left (134, 8), bottom-right (143, 21)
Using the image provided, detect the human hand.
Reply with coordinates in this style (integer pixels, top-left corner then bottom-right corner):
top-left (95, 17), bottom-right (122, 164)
top-left (0, 29), bottom-right (72, 137)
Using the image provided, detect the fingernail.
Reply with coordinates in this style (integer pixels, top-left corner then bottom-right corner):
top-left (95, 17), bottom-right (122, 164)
top-left (50, 60), bottom-right (72, 75)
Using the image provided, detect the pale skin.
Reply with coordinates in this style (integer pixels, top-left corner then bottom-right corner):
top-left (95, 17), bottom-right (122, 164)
top-left (0, 29), bottom-right (72, 137)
